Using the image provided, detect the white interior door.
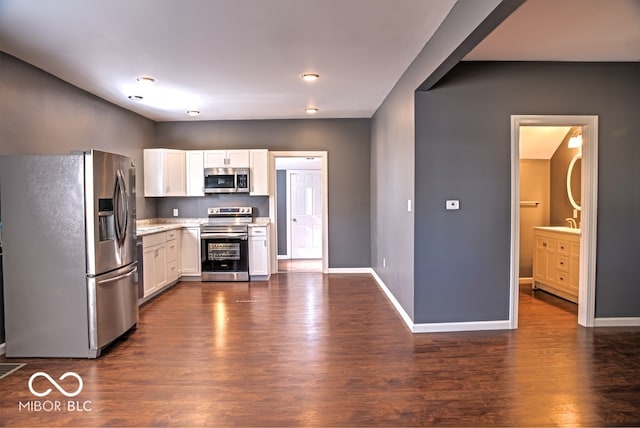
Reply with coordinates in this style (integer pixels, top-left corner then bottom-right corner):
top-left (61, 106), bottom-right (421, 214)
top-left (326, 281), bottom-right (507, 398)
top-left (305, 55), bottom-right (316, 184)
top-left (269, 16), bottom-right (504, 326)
top-left (289, 170), bottom-right (322, 259)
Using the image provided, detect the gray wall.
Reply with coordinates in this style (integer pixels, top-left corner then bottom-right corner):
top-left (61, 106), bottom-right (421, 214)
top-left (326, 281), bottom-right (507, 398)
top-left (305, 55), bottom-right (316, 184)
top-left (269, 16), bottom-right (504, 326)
top-left (0, 52), bottom-right (156, 219)
top-left (156, 195), bottom-right (270, 219)
top-left (415, 61), bottom-right (640, 322)
top-left (154, 119), bottom-right (371, 268)
top-left (371, 0), bottom-right (506, 320)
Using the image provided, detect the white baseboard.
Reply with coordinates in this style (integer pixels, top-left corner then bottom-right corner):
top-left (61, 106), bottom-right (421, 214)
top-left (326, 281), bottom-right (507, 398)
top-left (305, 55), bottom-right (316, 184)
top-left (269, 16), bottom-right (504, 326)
top-left (412, 320), bottom-right (512, 333)
top-left (369, 269), bottom-right (414, 332)
top-left (327, 267), bottom-right (372, 274)
top-left (277, 255), bottom-right (289, 260)
top-left (0, 342), bottom-right (5, 356)
top-left (594, 317), bottom-right (640, 327)
top-left (370, 268), bottom-right (512, 333)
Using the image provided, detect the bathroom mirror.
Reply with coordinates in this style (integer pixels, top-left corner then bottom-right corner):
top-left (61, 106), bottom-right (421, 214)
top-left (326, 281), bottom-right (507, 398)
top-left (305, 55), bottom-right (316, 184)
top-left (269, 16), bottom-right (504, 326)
top-left (567, 153), bottom-right (582, 211)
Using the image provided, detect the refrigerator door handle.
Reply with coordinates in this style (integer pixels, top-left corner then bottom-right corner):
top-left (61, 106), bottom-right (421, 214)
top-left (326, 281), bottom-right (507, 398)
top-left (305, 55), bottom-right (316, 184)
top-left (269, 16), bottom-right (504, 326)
top-left (97, 266), bottom-right (137, 285)
top-left (113, 169), bottom-right (129, 247)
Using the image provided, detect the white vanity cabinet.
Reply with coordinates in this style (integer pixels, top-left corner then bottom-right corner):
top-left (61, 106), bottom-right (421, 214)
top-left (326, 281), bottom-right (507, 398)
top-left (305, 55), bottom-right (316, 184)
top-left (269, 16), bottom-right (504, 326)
top-left (249, 225), bottom-right (270, 280)
top-left (533, 227), bottom-right (580, 303)
top-left (144, 149), bottom-right (186, 197)
top-left (250, 149), bottom-right (269, 196)
top-left (185, 150), bottom-right (204, 196)
top-left (180, 226), bottom-right (201, 277)
top-left (204, 150), bottom-right (249, 168)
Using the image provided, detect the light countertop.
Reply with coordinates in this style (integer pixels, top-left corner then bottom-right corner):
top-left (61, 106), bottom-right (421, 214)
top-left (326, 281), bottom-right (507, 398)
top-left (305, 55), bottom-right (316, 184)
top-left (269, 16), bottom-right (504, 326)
top-left (534, 226), bottom-right (581, 236)
top-left (136, 217), bottom-right (270, 237)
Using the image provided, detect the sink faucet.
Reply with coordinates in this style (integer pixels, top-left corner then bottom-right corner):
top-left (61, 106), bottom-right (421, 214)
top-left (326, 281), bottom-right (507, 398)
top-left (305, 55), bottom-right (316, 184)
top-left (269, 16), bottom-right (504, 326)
top-left (565, 218), bottom-right (577, 229)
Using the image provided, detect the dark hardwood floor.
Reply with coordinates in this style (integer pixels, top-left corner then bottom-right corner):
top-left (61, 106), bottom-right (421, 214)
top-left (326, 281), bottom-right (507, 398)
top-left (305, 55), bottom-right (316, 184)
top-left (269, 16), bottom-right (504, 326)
top-left (1, 274), bottom-right (639, 427)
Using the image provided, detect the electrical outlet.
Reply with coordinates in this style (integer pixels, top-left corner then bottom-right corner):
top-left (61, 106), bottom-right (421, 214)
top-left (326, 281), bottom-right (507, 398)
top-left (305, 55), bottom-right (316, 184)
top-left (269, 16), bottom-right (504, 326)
top-left (446, 200), bottom-right (460, 210)
top-left (172, 208), bottom-right (179, 217)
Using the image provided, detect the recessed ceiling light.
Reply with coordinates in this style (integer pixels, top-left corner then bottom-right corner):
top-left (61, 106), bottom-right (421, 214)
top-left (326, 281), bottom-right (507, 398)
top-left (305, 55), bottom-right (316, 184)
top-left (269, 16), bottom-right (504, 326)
top-left (128, 95), bottom-right (144, 100)
top-left (186, 110), bottom-right (200, 117)
top-left (305, 107), bottom-right (318, 114)
top-left (301, 73), bottom-right (320, 82)
top-left (136, 76), bottom-right (156, 84)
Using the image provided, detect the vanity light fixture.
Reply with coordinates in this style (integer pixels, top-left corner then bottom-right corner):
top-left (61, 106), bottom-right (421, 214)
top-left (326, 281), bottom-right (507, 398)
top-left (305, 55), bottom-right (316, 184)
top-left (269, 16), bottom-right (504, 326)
top-left (301, 73), bottom-right (320, 82)
top-left (568, 134), bottom-right (583, 148)
top-left (128, 95), bottom-right (144, 101)
top-left (186, 110), bottom-right (200, 117)
top-left (305, 107), bottom-right (318, 114)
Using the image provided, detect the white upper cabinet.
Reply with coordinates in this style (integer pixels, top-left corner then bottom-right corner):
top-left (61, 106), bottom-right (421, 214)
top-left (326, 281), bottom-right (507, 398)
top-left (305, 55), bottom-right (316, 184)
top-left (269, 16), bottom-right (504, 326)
top-left (250, 149), bottom-right (269, 196)
top-left (204, 150), bottom-right (249, 168)
top-left (185, 150), bottom-right (204, 196)
top-left (144, 149), bottom-right (186, 197)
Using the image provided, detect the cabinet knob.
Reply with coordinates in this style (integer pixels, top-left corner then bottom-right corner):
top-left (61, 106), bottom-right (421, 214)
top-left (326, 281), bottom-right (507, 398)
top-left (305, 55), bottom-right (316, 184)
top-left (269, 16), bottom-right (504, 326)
top-left (543, 242), bottom-right (547, 247)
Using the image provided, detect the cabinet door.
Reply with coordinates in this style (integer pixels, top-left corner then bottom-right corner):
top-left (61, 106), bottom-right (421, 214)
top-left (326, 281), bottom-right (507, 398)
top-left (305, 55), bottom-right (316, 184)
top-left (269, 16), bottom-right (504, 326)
top-left (153, 244), bottom-right (167, 289)
top-left (226, 150), bottom-right (250, 168)
top-left (163, 150), bottom-right (186, 196)
top-left (181, 227), bottom-right (201, 276)
top-left (250, 149), bottom-right (269, 196)
top-left (204, 150), bottom-right (227, 168)
top-left (249, 237), bottom-right (269, 276)
top-left (186, 151), bottom-right (204, 196)
top-left (142, 246), bottom-right (157, 295)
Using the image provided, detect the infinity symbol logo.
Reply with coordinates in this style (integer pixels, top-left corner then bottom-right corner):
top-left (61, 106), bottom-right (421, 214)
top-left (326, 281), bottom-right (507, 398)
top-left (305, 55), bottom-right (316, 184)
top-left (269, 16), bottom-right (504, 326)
top-left (28, 372), bottom-right (84, 398)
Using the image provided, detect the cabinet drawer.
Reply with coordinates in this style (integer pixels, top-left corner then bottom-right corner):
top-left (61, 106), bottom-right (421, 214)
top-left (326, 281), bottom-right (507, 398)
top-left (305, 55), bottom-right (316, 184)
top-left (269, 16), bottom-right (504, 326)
top-left (143, 232), bottom-right (166, 248)
top-left (557, 272), bottom-right (569, 286)
top-left (557, 255), bottom-right (569, 272)
top-left (536, 237), bottom-right (556, 251)
top-left (166, 239), bottom-right (179, 262)
top-left (166, 229), bottom-right (178, 241)
top-left (167, 260), bottom-right (179, 279)
top-left (249, 226), bottom-right (267, 237)
top-left (557, 240), bottom-right (570, 255)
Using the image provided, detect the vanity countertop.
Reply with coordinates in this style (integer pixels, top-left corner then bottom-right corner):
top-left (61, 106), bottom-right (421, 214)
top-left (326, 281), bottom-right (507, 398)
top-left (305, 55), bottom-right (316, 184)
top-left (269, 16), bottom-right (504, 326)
top-left (534, 226), bottom-right (581, 236)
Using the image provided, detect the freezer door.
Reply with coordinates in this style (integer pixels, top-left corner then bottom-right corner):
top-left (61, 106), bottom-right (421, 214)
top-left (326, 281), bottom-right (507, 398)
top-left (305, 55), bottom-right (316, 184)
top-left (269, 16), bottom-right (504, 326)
top-left (88, 263), bottom-right (139, 357)
top-left (85, 150), bottom-right (137, 275)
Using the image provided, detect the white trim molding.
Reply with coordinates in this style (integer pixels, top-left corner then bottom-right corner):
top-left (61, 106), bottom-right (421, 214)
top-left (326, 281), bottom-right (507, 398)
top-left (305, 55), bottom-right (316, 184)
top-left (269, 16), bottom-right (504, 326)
top-left (370, 269), bottom-right (512, 333)
top-left (594, 318), bottom-right (640, 327)
top-left (0, 342), bottom-right (6, 356)
top-left (510, 115), bottom-right (598, 329)
top-left (328, 267), bottom-right (372, 274)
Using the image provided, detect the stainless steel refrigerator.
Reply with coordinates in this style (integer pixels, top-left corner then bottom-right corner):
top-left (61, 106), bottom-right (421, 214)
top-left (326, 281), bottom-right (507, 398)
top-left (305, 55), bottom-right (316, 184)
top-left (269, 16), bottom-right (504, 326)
top-left (0, 150), bottom-right (138, 358)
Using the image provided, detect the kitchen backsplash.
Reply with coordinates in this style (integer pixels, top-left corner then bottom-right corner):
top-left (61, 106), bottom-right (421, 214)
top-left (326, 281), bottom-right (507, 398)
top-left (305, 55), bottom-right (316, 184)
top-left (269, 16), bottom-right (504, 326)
top-left (154, 194), bottom-right (269, 219)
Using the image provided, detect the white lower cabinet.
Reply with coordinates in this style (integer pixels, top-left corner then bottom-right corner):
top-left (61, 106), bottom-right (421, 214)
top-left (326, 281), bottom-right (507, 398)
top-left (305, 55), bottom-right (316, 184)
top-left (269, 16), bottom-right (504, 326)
top-left (142, 229), bottom-right (184, 301)
top-left (249, 225), bottom-right (270, 279)
top-left (142, 232), bottom-right (168, 298)
top-left (166, 229), bottom-right (181, 283)
top-left (181, 226), bottom-right (201, 277)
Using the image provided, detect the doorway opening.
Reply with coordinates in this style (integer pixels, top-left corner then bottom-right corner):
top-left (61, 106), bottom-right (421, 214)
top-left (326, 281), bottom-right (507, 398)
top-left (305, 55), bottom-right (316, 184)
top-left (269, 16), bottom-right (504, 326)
top-left (510, 115), bottom-right (598, 328)
top-left (269, 151), bottom-right (328, 274)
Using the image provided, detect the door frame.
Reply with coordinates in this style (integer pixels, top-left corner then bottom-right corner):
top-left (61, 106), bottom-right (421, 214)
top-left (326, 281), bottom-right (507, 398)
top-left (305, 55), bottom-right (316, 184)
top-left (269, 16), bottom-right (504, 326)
top-left (510, 115), bottom-right (598, 328)
top-left (269, 151), bottom-right (328, 274)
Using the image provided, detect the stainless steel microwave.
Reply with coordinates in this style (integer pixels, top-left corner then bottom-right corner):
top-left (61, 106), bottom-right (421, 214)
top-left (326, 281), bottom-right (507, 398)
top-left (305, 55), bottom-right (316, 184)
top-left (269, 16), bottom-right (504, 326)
top-left (204, 167), bottom-right (250, 194)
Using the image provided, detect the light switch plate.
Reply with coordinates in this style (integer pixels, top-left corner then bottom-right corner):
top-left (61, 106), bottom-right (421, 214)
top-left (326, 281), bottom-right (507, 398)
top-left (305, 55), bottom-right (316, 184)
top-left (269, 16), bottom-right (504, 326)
top-left (173, 208), bottom-right (179, 217)
top-left (446, 200), bottom-right (460, 210)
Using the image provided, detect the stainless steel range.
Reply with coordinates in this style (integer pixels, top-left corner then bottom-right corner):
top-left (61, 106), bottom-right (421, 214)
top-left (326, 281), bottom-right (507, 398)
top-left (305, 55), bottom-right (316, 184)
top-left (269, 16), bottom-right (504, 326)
top-left (200, 207), bottom-right (253, 281)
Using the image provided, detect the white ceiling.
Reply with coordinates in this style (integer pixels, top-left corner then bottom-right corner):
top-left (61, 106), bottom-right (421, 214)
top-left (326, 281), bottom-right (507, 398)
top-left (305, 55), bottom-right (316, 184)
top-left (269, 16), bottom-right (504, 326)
top-left (1, 0), bottom-right (638, 122)
top-left (519, 126), bottom-right (572, 159)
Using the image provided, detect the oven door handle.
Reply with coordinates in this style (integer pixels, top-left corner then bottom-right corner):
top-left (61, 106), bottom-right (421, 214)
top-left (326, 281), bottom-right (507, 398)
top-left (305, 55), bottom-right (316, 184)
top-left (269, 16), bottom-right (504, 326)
top-left (201, 233), bottom-right (248, 240)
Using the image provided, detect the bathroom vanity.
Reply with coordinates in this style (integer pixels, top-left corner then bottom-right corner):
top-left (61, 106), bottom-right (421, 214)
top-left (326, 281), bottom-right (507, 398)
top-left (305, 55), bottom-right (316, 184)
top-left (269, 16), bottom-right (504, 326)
top-left (533, 227), bottom-right (580, 303)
